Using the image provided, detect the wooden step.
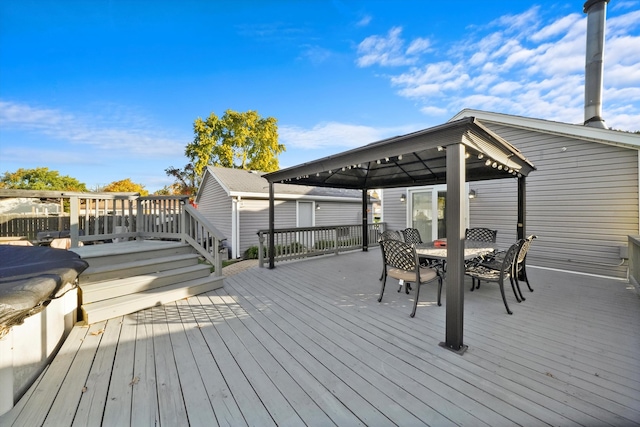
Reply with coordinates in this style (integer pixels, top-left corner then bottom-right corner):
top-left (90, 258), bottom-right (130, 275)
top-left (72, 241), bottom-right (194, 268)
top-left (81, 275), bottom-right (224, 324)
top-left (79, 253), bottom-right (201, 284)
top-left (80, 264), bottom-right (212, 304)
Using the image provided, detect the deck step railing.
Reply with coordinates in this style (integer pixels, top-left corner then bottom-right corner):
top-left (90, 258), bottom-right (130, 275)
top-left (257, 223), bottom-right (386, 267)
top-left (0, 190), bottom-right (225, 276)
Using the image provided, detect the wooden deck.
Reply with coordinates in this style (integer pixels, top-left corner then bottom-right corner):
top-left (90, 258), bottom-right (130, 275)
top-left (2, 248), bottom-right (639, 426)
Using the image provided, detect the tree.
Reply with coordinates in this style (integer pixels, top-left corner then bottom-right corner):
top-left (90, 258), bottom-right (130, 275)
top-left (185, 109), bottom-right (285, 176)
top-left (101, 178), bottom-right (149, 196)
top-left (0, 167), bottom-right (87, 191)
top-left (165, 163), bottom-right (198, 197)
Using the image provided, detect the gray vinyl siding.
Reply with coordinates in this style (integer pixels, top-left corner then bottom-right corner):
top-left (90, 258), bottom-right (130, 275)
top-left (315, 201), bottom-right (363, 226)
top-left (381, 188), bottom-right (408, 231)
top-left (472, 123), bottom-right (638, 278)
top-left (467, 178), bottom-right (519, 248)
top-left (196, 174), bottom-right (232, 241)
top-left (238, 199), bottom-right (295, 256)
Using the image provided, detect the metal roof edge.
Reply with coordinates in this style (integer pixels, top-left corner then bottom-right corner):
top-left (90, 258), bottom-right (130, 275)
top-left (228, 191), bottom-right (362, 202)
top-left (264, 118), bottom-right (476, 183)
top-left (450, 109), bottom-right (640, 150)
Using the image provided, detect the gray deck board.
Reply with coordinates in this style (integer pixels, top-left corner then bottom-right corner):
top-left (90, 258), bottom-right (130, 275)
top-left (2, 248), bottom-right (639, 426)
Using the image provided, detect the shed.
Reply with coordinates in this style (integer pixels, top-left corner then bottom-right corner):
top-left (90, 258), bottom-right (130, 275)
top-left (195, 166), bottom-right (374, 259)
top-left (381, 109), bottom-right (639, 279)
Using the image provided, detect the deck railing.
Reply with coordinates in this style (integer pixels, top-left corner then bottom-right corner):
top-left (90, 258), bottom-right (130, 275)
top-left (0, 190), bottom-right (225, 275)
top-left (256, 222), bottom-right (386, 268)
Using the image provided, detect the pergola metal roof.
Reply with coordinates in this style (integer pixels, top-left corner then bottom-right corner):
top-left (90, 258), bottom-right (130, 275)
top-left (263, 116), bottom-right (536, 353)
top-left (265, 117), bottom-right (536, 189)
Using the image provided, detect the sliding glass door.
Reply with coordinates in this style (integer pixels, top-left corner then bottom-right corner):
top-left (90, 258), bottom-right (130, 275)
top-left (409, 185), bottom-right (465, 241)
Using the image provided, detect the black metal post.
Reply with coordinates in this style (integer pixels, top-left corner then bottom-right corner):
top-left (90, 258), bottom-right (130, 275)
top-left (362, 189), bottom-right (368, 252)
top-left (440, 143), bottom-right (468, 354)
top-left (517, 176), bottom-right (526, 240)
top-left (268, 182), bottom-right (275, 269)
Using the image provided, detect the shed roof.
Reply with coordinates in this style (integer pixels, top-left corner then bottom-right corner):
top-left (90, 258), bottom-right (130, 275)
top-left (264, 117), bottom-right (536, 189)
top-left (198, 166), bottom-right (365, 201)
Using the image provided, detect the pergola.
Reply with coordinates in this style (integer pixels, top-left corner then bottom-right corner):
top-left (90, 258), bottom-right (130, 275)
top-left (264, 116), bottom-right (536, 352)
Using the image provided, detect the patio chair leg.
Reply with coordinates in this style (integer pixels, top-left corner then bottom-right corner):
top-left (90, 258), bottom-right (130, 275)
top-left (405, 283), bottom-right (412, 294)
top-left (437, 276), bottom-right (442, 306)
top-left (378, 272), bottom-right (387, 303)
top-left (523, 270), bottom-right (534, 292)
top-left (499, 280), bottom-right (513, 315)
top-left (510, 277), bottom-right (523, 303)
top-left (410, 282), bottom-right (421, 317)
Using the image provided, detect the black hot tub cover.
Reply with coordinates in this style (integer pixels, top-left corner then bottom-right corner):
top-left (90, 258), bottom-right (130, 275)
top-left (0, 245), bottom-right (89, 337)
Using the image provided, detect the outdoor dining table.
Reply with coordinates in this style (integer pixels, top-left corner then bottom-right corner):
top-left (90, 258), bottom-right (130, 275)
top-left (415, 240), bottom-right (498, 276)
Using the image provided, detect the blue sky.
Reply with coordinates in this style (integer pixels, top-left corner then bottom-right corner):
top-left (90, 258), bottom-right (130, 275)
top-left (1, 1), bottom-right (639, 192)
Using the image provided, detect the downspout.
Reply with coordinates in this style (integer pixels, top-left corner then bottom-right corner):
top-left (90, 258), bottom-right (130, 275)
top-left (231, 196), bottom-right (239, 259)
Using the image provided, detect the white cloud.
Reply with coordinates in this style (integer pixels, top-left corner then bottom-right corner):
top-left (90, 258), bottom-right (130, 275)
top-left (0, 100), bottom-right (185, 158)
top-left (489, 81), bottom-right (522, 96)
top-left (360, 6), bottom-right (640, 131)
top-left (491, 6), bottom-right (540, 33)
top-left (279, 122), bottom-right (416, 150)
top-left (356, 14), bottom-right (372, 27)
top-left (406, 37), bottom-right (431, 55)
top-left (356, 27), bottom-right (431, 67)
top-left (420, 106), bottom-right (448, 116)
top-left (300, 45), bottom-right (333, 65)
top-left (531, 13), bottom-right (582, 42)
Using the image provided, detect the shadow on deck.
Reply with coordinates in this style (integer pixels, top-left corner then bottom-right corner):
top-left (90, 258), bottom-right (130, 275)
top-left (2, 248), bottom-right (639, 426)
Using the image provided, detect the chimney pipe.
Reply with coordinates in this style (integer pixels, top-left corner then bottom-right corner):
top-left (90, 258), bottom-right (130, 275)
top-left (583, 0), bottom-right (609, 129)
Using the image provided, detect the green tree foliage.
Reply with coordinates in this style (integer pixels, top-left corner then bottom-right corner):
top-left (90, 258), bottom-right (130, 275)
top-left (185, 109), bottom-right (284, 176)
top-left (0, 167), bottom-right (87, 191)
top-left (165, 163), bottom-right (198, 197)
top-left (153, 186), bottom-right (173, 196)
top-left (101, 178), bottom-right (149, 196)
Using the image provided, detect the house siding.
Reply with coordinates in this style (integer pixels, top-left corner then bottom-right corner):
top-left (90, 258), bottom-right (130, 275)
top-left (237, 198), bottom-right (295, 256)
top-left (381, 188), bottom-right (408, 231)
top-left (315, 201), bottom-right (363, 226)
top-left (471, 123), bottom-right (638, 278)
top-left (196, 174), bottom-right (232, 242)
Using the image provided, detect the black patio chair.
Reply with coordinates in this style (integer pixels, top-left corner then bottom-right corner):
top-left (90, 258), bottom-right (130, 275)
top-left (465, 241), bottom-right (520, 314)
top-left (401, 228), bottom-right (423, 244)
top-left (379, 239), bottom-right (442, 318)
top-left (476, 235), bottom-right (537, 302)
top-left (379, 229), bottom-right (406, 286)
top-left (465, 227), bottom-right (498, 242)
top-left (380, 230), bottom-right (403, 242)
top-left (512, 234), bottom-right (537, 299)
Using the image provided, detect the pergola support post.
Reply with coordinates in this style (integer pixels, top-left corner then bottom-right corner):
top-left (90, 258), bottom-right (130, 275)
top-left (362, 190), bottom-right (368, 252)
top-left (268, 182), bottom-right (275, 269)
top-left (440, 143), bottom-right (468, 354)
top-left (517, 176), bottom-right (526, 240)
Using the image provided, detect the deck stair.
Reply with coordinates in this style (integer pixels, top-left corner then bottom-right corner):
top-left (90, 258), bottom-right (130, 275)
top-left (73, 240), bottom-right (224, 324)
